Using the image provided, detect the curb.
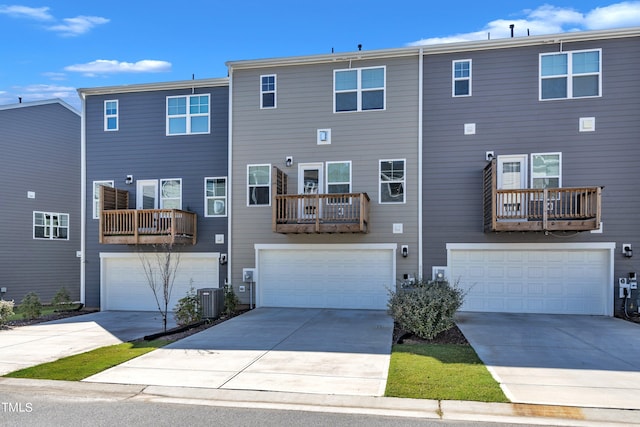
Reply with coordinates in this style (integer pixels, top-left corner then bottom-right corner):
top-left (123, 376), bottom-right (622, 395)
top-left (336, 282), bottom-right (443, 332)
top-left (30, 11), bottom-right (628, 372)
top-left (2, 378), bottom-right (638, 426)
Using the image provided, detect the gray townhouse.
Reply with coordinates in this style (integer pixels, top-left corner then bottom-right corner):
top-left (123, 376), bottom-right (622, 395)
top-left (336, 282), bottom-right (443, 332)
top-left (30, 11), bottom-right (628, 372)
top-left (78, 79), bottom-right (229, 310)
top-left (0, 99), bottom-right (81, 304)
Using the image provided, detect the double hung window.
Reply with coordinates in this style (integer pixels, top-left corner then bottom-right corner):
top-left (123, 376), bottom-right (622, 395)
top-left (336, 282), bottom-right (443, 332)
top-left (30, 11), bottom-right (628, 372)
top-left (452, 60), bottom-right (472, 97)
top-left (260, 75), bottom-right (276, 108)
top-left (540, 49), bottom-right (601, 100)
top-left (104, 100), bottom-right (118, 131)
top-left (248, 164), bottom-right (271, 206)
top-left (334, 66), bottom-right (385, 112)
top-left (167, 94), bottom-right (210, 135)
top-left (34, 212), bottom-right (69, 240)
top-left (380, 160), bottom-right (405, 203)
top-left (205, 177), bottom-right (227, 216)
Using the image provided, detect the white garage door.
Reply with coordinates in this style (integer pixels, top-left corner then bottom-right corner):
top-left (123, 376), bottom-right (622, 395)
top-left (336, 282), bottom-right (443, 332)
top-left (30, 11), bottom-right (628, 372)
top-left (101, 252), bottom-right (220, 311)
top-left (448, 243), bottom-right (614, 315)
top-left (256, 244), bottom-right (396, 310)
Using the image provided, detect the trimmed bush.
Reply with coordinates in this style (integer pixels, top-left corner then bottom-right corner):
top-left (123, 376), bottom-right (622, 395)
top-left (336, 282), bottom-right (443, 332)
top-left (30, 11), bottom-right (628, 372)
top-left (388, 279), bottom-right (465, 339)
top-left (0, 299), bottom-right (15, 326)
top-left (21, 292), bottom-right (42, 320)
top-left (224, 285), bottom-right (239, 316)
top-left (174, 287), bottom-right (202, 326)
top-left (52, 287), bottom-right (71, 309)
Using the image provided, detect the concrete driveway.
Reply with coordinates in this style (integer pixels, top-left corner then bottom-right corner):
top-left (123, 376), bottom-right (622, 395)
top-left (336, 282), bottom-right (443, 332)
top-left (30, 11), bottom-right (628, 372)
top-left (0, 311), bottom-right (175, 375)
top-left (456, 312), bottom-right (640, 409)
top-left (85, 308), bottom-right (394, 396)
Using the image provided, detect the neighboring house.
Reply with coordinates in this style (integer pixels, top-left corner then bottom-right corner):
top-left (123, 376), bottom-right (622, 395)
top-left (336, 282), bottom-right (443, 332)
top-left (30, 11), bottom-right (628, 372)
top-left (78, 79), bottom-right (229, 310)
top-left (226, 49), bottom-right (422, 309)
top-left (0, 99), bottom-right (81, 304)
top-left (421, 27), bottom-right (640, 316)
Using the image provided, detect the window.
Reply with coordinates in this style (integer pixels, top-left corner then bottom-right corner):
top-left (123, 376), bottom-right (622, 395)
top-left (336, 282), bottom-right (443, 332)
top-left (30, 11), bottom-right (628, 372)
top-left (93, 180), bottom-right (114, 219)
top-left (166, 94), bottom-right (210, 135)
top-left (531, 153), bottom-right (561, 189)
top-left (380, 159), bottom-right (405, 203)
top-left (205, 177), bottom-right (227, 217)
top-left (334, 66), bottom-right (385, 112)
top-left (452, 60), bottom-right (472, 96)
top-left (160, 179), bottom-right (182, 209)
top-left (326, 161), bottom-right (351, 194)
top-left (540, 49), bottom-right (601, 100)
top-left (104, 100), bottom-right (118, 131)
top-left (34, 212), bottom-right (69, 240)
top-left (248, 164), bottom-right (271, 206)
top-left (260, 74), bottom-right (276, 108)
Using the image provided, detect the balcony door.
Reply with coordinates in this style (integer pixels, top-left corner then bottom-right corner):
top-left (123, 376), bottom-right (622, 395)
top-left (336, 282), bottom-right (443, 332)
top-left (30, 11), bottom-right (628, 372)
top-left (497, 155), bottom-right (527, 218)
top-left (298, 163), bottom-right (323, 220)
top-left (136, 180), bottom-right (158, 209)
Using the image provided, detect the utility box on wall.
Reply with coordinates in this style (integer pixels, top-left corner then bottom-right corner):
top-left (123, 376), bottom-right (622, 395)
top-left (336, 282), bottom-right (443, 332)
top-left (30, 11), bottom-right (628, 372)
top-left (198, 288), bottom-right (224, 319)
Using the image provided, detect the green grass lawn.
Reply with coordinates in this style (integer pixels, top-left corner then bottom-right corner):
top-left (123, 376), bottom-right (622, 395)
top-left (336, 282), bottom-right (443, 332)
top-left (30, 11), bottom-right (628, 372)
top-left (4, 340), bottom-right (171, 381)
top-left (385, 343), bottom-right (508, 402)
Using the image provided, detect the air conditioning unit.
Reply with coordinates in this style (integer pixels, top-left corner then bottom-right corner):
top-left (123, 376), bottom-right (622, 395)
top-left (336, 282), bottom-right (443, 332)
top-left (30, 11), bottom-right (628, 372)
top-left (197, 288), bottom-right (224, 319)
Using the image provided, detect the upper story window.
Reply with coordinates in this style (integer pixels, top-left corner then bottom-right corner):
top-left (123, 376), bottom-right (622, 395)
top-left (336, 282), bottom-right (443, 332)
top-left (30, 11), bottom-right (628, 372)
top-left (166, 94), bottom-right (210, 135)
top-left (540, 49), bottom-right (601, 100)
top-left (334, 66), bottom-right (385, 112)
top-left (248, 164), bottom-right (271, 206)
top-left (531, 153), bottom-right (562, 189)
top-left (205, 177), bottom-right (227, 217)
top-left (34, 212), bottom-right (69, 240)
top-left (104, 100), bottom-right (118, 131)
top-left (93, 180), bottom-right (114, 219)
top-left (326, 161), bottom-right (351, 194)
top-left (261, 74), bottom-right (276, 108)
top-left (452, 60), bottom-right (472, 97)
top-left (160, 178), bottom-right (182, 209)
top-left (379, 159), bottom-right (405, 203)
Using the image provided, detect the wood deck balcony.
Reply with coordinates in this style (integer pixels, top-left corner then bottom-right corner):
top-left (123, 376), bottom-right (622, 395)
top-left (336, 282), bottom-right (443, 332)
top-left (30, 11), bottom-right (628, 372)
top-left (483, 160), bottom-right (602, 232)
top-left (273, 193), bottom-right (370, 233)
top-left (99, 186), bottom-right (197, 245)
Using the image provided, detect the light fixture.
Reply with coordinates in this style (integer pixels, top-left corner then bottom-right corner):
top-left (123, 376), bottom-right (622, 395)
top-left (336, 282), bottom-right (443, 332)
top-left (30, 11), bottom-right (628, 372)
top-left (125, 175), bottom-right (133, 185)
top-left (485, 151), bottom-right (495, 161)
top-left (219, 254), bottom-right (228, 265)
top-left (285, 156), bottom-right (293, 167)
top-left (401, 245), bottom-right (408, 257)
top-left (623, 244), bottom-right (633, 258)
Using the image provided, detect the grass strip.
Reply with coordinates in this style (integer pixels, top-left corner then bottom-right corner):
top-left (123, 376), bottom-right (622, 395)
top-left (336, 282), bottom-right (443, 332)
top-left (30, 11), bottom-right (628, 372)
top-left (385, 343), bottom-right (508, 402)
top-left (4, 340), bottom-right (171, 381)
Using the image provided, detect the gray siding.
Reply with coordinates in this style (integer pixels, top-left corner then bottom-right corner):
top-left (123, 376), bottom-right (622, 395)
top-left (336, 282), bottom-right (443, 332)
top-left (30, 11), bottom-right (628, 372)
top-left (422, 36), bottom-right (640, 313)
top-left (231, 56), bottom-right (421, 303)
top-left (84, 86), bottom-right (229, 307)
top-left (0, 102), bottom-right (81, 303)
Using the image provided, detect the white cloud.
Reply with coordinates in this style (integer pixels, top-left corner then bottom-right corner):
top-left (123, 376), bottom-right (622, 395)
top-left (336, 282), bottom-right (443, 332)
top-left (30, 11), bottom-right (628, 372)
top-left (409, 1), bottom-right (640, 45)
top-left (0, 5), bottom-right (53, 20)
top-left (48, 15), bottom-right (109, 37)
top-left (65, 59), bottom-right (172, 76)
top-left (42, 71), bottom-right (67, 81)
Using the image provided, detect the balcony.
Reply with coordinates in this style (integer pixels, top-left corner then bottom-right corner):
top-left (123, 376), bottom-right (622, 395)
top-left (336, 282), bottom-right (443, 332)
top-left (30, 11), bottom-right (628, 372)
top-left (99, 186), bottom-right (197, 245)
top-left (483, 160), bottom-right (602, 232)
top-left (271, 167), bottom-right (370, 234)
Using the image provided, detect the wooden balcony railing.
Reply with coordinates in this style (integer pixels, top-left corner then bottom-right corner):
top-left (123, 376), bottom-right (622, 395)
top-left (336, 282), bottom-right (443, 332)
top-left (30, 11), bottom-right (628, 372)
top-left (483, 160), bottom-right (602, 232)
top-left (100, 209), bottom-right (197, 245)
top-left (273, 193), bottom-right (370, 233)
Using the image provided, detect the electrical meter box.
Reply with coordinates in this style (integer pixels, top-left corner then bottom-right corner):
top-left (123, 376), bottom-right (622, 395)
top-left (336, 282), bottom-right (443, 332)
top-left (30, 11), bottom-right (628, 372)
top-left (243, 268), bottom-right (255, 282)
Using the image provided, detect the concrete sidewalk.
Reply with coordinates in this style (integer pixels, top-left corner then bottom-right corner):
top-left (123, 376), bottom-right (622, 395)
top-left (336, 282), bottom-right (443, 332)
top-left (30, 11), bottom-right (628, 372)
top-left (0, 311), bottom-right (175, 375)
top-left (85, 308), bottom-right (393, 396)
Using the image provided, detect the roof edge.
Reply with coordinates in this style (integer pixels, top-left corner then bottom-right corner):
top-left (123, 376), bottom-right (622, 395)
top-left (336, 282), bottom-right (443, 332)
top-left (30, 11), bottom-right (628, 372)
top-left (78, 77), bottom-right (229, 96)
top-left (0, 98), bottom-right (80, 116)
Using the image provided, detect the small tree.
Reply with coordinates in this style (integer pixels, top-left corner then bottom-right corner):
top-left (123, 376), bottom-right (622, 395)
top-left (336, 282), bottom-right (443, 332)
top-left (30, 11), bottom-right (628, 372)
top-left (139, 243), bottom-right (181, 332)
top-left (174, 285), bottom-right (202, 326)
top-left (20, 292), bottom-right (42, 320)
top-left (52, 286), bottom-right (71, 310)
top-left (223, 284), bottom-right (239, 316)
top-left (0, 299), bottom-right (15, 327)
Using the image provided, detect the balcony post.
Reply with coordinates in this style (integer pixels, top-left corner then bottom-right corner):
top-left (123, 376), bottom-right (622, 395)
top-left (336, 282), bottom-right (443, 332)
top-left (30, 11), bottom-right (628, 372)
top-left (542, 188), bottom-right (548, 230)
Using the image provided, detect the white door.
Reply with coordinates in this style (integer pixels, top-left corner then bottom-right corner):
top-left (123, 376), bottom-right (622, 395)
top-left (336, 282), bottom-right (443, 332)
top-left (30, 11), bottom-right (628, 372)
top-left (497, 155), bottom-right (527, 218)
top-left (256, 245), bottom-right (395, 310)
top-left (137, 180), bottom-right (158, 209)
top-left (298, 163), bottom-right (323, 220)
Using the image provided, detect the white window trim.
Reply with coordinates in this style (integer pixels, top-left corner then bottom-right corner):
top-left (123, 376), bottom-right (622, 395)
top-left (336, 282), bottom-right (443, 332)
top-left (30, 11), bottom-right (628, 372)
top-left (247, 164), bottom-right (272, 207)
top-left (93, 180), bottom-right (114, 219)
top-left (260, 74), bottom-right (277, 109)
top-left (33, 211), bottom-right (69, 240)
top-left (531, 152), bottom-right (562, 189)
top-left (539, 48), bottom-right (602, 101)
top-left (379, 158), bottom-right (406, 204)
top-left (160, 178), bottom-right (182, 209)
top-left (452, 59), bottom-right (472, 97)
top-left (204, 176), bottom-right (228, 217)
top-left (326, 161), bottom-right (352, 194)
top-left (104, 100), bottom-right (118, 131)
top-left (333, 65), bottom-right (386, 113)
top-left (166, 94), bottom-right (211, 136)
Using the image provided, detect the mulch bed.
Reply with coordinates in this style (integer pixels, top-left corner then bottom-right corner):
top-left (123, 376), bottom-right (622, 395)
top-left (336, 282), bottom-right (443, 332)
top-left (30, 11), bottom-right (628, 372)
top-left (2, 309), bottom-right (99, 329)
top-left (393, 323), bottom-right (469, 345)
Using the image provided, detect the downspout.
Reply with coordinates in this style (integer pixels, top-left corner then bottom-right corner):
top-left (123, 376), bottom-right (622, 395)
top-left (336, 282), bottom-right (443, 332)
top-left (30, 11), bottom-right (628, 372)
top-left (418, 48), bottom-right (424, 280)
top-left (79, 91), bottom-right (87, 305)
top-left (227, 67), bottom-right (233, 292)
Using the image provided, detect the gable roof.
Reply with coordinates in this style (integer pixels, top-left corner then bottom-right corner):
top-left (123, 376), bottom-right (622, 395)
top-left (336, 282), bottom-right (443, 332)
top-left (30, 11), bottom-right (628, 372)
top-left (78, 77), bottom-right (229, 97)
top-left (0, 98), bottom-right (80, 116)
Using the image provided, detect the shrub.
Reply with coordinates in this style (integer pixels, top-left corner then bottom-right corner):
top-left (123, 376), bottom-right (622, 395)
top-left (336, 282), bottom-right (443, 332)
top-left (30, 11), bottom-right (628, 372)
top-left (0, 299), bottom-right (15, 326)
top-left (388, 279), bottom-right (465, 340)
top-left (21, 292), bottom-right (42, 320)
top-left (52, 287), bottom-right (71, 309)
top-left (174, 287), bottom-right (202, 326)
top-left (223, 285), bottom-right (240, 316)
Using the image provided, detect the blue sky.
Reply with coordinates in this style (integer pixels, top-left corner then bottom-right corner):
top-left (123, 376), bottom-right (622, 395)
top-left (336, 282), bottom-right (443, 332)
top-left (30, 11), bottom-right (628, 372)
top-left (1, 1), bottom-right (640, 109)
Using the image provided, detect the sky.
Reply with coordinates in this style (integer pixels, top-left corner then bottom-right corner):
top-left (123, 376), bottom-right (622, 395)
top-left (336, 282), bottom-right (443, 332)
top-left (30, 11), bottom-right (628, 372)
top-left (1, 1), bottom-right (640, 110)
